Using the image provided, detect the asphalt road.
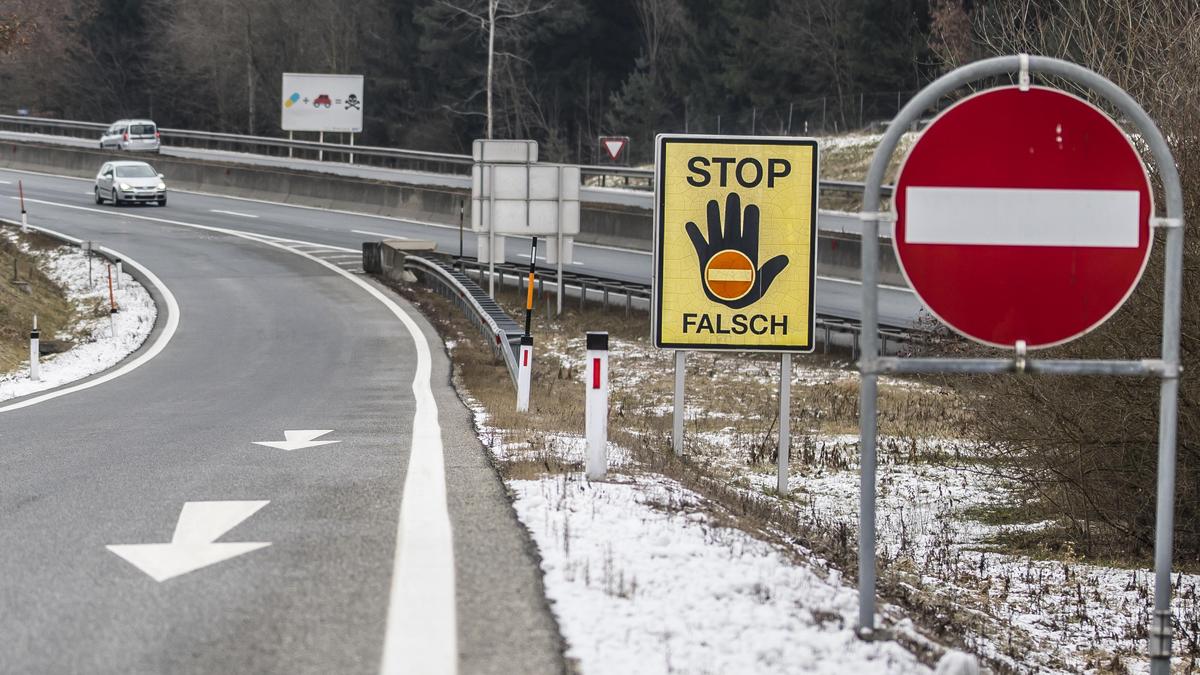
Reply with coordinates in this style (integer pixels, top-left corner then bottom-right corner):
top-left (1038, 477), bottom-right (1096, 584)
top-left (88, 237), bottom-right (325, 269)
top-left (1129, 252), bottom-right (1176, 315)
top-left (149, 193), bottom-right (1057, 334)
top-left (0, 164), bottom-right (923, 328)
top-left (0, 186), bottom-right (564, 673)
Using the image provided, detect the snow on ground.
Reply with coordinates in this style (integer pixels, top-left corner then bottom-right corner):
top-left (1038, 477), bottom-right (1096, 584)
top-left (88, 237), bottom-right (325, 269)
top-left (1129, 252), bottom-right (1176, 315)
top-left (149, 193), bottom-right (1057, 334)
top-left (512, 474), bottom-right (928, 675)
top-left (740, 447), bottom-right (1200, 674)
top-left (461, 383), bottom-right (936, 675)
top-left (0, 234), bottom-right (156, 401)
top-left (509, 331), bottom-right (1200, 672)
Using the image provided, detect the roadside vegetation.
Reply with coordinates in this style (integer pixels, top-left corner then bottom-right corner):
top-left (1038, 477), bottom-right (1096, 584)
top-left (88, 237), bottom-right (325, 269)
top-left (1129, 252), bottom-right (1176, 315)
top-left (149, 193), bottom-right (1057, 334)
top-left (388, 269), bottom-right (1200, 671)
top-left (0, 227), bottom-right (74, 373)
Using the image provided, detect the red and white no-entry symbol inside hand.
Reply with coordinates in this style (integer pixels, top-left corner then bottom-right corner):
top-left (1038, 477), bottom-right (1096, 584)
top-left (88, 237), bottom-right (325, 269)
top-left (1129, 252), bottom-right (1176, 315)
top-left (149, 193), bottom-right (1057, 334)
top-left (894, 86), bottom-right (1153, 349)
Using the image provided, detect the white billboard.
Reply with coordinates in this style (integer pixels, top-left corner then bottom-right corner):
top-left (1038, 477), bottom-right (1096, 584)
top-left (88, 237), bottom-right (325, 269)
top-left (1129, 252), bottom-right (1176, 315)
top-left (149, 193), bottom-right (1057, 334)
top-left (281, 73), bottom-right (363, 133)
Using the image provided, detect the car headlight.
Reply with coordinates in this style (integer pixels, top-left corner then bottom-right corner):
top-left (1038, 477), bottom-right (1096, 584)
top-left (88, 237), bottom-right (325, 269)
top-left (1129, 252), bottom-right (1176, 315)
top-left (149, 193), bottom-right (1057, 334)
top-left (119, 183), bottom-right (132, 191)
top-left (156, 182), bottom-right (166, 190)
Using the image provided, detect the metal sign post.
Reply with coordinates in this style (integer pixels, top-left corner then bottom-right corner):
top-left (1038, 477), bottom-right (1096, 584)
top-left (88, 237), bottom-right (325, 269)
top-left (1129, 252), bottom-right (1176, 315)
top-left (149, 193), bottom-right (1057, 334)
top-left (524, 237), bottom-right (537, 335)
top-left (672, 350), bottom-right (686, 456)
top-left (856, 56), bottom-right (1184, 675)
top-left (777, 353), bottom-right (791, 495)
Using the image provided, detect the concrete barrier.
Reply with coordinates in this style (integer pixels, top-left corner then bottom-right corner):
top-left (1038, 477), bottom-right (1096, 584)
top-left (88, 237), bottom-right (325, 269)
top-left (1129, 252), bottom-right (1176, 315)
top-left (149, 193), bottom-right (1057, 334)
top-left (0, 139), bottom-right (904, 284)
top-left (372, 239), bottom-right (435, 284)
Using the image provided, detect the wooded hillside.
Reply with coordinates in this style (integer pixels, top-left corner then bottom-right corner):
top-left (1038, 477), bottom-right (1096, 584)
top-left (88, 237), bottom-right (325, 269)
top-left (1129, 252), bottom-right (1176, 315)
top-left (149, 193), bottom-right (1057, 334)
top-left (0, 0), bottom-right (936, 162)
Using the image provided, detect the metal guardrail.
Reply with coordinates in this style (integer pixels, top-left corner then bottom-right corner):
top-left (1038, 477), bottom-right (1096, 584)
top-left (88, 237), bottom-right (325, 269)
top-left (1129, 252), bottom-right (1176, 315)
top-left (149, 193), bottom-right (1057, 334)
top-left (576, 164), bottom-right (894, 196)
top-left (402, 254), bottom-right (523, 384)
top-left (399, 251), bottom-right (919, 379)
top-left (430, 254), bottom-right (920, 354)
top-left (0, 114), bottom-right (894, 194)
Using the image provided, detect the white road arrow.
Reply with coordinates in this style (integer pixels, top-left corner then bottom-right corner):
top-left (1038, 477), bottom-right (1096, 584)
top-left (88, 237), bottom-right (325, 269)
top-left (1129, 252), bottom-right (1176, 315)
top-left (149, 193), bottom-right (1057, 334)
top-left (107, 500), bottom-right (271, 582)
top-left (252, 429), bottom-right (340, 451)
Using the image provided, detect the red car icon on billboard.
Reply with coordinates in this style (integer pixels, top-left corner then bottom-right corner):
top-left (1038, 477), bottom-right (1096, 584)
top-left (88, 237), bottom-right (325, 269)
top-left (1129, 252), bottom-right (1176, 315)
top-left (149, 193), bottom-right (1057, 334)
top-left (313, 94), bottom-right (332, 108)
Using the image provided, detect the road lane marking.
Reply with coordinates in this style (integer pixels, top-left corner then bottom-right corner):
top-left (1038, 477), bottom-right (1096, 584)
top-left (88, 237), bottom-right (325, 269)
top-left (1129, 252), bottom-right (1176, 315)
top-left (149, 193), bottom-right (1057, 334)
top-left (107, 501), bottom-right (271, 582)
top-left (0, 225), bottom-right (180, 414)
top-left (353, 229), bottom-right (410, 239)
top-left (252, 429), bottom-right (341, 451)
top-left (10, 195), bottom-right (457, 674)
top-left (210, 209), bottom-right (259, 219)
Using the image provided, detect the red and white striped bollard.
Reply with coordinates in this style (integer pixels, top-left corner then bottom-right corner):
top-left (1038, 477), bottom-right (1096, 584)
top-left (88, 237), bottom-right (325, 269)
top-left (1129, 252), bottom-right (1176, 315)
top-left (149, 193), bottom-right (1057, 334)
top-left (516, 335), bottom-right (533, 412)
top-left (585, 332), bottom-right (609, 480)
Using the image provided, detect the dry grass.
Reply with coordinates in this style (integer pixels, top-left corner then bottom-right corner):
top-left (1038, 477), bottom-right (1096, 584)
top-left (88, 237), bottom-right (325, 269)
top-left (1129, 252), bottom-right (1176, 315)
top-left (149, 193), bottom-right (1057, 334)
top-left (0, 228), bottom-right (76, 373)
top-left (399, 277), bottom-right (1200, 670)
top-left (818, 135), bottom-right (915, 212)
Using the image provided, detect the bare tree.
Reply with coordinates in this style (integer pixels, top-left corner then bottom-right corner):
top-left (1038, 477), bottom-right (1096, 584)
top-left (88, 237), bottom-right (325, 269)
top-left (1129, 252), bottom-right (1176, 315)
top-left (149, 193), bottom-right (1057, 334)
top-left (770, 0), bottom-right (856, 128)
top-left (436, 0), bottom-right (554, 139)
top-left (631, 0), bottom-right (683, 82)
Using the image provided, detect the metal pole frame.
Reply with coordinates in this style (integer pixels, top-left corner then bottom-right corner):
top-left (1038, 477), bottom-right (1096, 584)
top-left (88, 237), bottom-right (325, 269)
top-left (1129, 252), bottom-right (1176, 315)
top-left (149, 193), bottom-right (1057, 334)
top-left (857, 56), bottom-right (1184, 675)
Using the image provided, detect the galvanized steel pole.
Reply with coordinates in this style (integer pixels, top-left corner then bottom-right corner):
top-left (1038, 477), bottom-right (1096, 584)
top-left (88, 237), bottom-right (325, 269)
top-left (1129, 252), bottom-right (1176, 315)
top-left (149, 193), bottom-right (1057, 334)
top-left (777, 353), bottom-right (791, 495)
top-left (672, 350), bottom-right (686, 456)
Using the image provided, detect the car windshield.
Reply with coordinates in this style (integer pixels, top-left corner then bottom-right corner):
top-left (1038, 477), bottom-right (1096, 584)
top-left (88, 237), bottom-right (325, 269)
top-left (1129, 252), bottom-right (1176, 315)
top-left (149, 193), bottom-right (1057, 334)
top-left (115, 165), bottom-right (157, 178)
top-left (129, 124), bottom-right (155, 135)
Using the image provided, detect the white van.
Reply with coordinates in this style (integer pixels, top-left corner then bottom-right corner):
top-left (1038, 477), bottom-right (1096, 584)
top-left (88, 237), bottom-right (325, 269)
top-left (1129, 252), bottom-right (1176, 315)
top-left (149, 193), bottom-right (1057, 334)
top-left (99, 119), bottom-right (160, 152)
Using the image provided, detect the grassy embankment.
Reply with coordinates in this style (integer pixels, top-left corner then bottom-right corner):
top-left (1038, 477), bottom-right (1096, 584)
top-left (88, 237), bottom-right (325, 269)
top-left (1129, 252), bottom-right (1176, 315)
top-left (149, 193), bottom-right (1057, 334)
top-left (0, 229), bottom-right (76, 373)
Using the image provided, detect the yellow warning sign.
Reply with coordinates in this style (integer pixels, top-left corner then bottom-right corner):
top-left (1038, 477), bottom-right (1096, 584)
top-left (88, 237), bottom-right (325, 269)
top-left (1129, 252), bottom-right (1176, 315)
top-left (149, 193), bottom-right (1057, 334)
top-left (653, 135), bottom-right (818, 351)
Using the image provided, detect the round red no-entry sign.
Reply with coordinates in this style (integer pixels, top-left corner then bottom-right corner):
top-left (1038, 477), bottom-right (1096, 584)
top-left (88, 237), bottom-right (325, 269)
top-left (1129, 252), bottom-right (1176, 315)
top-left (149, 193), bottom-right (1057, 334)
top-left (893, 86), bottom-right (1153, 349)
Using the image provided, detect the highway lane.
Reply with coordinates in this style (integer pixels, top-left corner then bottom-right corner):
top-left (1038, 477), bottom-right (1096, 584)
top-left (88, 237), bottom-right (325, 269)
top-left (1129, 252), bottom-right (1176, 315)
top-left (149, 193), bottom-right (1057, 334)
top-left (0, 199), bottom-right (564, 673)
top-left (0, 129), bottom-right (884, 236)
top-left (2, 167), bottom-right (924, 328)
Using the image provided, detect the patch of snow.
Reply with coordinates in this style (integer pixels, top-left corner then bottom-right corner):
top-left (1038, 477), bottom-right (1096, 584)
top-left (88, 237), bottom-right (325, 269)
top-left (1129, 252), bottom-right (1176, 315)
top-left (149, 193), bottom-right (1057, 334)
top-left (513, 474), bottom-right (929, 675)
top-left (0, 239), bottom-right (156, 401)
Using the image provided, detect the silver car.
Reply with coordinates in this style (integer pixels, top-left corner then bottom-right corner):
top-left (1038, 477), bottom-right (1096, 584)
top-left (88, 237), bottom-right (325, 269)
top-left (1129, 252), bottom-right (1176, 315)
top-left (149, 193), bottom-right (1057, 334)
top-left (94, 161), bottom-right (167, 206)
top-left (99, 119), bottom-right (160, 152)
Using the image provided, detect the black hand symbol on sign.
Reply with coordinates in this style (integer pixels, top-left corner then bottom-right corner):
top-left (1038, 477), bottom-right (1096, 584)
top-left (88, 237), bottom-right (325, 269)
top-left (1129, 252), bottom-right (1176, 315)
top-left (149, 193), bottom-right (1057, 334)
top-left (685, 192), bottom-right (789, 310)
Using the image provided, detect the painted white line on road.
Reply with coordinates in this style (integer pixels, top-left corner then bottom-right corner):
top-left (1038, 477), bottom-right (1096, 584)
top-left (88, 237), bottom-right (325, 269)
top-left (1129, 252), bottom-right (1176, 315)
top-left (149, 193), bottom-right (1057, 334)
top-left (517, 254), bottom-right (588, 266)
top-left (250, 236), bottom-right (358, 253)
top-left (353, 229), bottom-right (410, 240)
top-left (0, 226), bottom-right (181, 414)
top-left (253, 429), bottom-right (341, 451)
top-left (10, 195), bottom-right (457, 674)
top-left (107, 501), bottom-right (271, 582)
top-left (0, 179), bottom-right (12, 184)
top-left (210, 209), bottom-right (260, 219)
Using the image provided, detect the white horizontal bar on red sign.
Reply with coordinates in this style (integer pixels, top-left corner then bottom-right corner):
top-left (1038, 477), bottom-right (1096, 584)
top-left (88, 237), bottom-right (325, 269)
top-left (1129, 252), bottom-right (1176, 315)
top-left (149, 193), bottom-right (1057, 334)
top-left (905, 186), bottom-right (1141, 247)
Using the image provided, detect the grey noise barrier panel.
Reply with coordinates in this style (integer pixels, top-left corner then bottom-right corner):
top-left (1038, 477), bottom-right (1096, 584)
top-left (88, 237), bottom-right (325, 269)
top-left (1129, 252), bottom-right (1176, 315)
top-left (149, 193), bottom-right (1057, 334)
top-left (856, 55), bottom-right (1184, 675)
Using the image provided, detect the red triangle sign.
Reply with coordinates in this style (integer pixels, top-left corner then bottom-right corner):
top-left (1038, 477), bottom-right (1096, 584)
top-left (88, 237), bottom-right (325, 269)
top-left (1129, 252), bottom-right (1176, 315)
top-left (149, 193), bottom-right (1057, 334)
top-left (603, 139), bottom-right (626, 161)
